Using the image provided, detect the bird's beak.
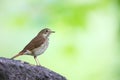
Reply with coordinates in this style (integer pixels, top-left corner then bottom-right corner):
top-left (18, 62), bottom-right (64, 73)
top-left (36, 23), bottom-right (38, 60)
top-left (50, 31), bottom-right (55, 33)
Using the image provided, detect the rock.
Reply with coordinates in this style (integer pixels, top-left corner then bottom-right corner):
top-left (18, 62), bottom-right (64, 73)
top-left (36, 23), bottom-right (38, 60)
top-left (0, 57), bottom-right (66, 80)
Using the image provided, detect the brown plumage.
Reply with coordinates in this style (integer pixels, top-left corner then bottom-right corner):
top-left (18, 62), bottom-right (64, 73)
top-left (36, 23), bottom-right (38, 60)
top-left (11, 28), bottom-right (55, 65)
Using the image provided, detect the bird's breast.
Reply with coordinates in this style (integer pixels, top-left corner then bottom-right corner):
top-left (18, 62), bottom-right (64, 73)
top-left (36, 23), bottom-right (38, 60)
top-left (33, 39), bottom-right (49, 56)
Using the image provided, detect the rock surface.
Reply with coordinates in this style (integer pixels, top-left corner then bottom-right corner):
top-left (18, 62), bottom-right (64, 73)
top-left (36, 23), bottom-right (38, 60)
top-left (0, 57), bottom-right (66, 80)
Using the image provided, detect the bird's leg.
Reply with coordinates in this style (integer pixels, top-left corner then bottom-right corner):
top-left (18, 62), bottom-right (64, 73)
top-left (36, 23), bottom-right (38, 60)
top-left (36, 57), bottom-right (40, 65)
top-left (34, 56), bottom-right (40, 65)
top-left (34, 56), bottom-right (38, 65)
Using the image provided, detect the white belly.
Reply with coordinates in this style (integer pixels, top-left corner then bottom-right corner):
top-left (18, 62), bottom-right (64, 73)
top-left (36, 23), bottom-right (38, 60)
top-left (33, 39), bottom-right (49, 56)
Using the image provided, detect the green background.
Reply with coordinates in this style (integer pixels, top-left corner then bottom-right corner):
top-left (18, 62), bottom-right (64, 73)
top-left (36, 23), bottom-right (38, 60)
top-left (0, 0), bottom-right (119, 80)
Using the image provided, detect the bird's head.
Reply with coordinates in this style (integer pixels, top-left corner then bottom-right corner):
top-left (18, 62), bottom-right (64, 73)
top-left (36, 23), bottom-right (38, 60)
top-left (37, 28), bottom-right (55, 38)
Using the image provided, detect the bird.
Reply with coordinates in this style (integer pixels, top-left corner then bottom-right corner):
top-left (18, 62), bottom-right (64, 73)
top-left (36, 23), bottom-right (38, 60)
top-left (11, 28), bottom-right (55, 65)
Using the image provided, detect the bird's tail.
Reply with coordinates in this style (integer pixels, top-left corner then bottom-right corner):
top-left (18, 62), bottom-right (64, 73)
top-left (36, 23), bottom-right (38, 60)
top-left (11, 52), bottom-right (23, 59)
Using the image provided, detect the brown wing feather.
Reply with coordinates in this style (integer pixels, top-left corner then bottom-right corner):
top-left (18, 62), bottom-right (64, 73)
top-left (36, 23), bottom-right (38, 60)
top-left (21, 35), bottom-right (45, 53)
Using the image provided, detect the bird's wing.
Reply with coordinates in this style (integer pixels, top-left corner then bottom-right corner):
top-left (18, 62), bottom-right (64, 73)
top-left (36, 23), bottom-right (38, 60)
top-left (21, 36), bottom-right (45, 52)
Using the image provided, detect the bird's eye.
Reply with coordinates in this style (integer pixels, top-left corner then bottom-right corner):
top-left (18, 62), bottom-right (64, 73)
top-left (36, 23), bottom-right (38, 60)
top-left (45, 30), bottom-right (48, 32)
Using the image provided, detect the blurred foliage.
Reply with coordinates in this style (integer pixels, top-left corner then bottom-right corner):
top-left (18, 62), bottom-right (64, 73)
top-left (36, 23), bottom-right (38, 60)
top-left (0, 0), bottom-right (113, 29)
top-left (0, 0), bottom-right (119, 80)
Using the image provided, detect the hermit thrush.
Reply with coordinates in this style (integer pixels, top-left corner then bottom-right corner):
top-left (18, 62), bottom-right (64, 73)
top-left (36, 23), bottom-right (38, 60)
top-left (11, 28), bottom-right (55, 65)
